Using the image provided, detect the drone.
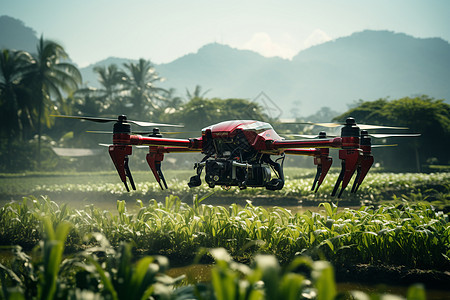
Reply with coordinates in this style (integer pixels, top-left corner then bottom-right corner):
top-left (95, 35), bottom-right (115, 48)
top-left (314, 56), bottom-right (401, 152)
top-left (53, 115), bottom-right (420, 197)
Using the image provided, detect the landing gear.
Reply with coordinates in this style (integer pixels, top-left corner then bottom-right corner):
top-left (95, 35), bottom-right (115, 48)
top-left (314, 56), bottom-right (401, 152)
top-left (264, 154), bottom-right (285, 191)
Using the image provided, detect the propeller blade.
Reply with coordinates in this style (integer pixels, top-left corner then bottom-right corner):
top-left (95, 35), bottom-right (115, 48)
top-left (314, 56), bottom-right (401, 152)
top-left (87, 130), bottom-right (113, 134)
top-left (130, 120), bottom-right (183, 127)
top-left (279, 132), bottom-right (419, 139)
top-left (278, 120), bottom-right (342, 127)
top-left (279, 119), bottom-right (409, 130)
top-left (305, 122), bottom-right (342, 128)
top-left (52, 147), bottom-right (102, 156)
top-left (371, 144), bottom-right (398, 148)
top-left (51, 114), bottom-right (183, 127)
top-left (283, 133), bottom-right (337, 139)
top-left (88, 130), bottom-right (196, 135)
top-left (51, 115), bottom-right (118, 123)
top-left (283, 134), bottom-right (323, 139)
top-left (369, 133), bottom-right (421, 138)
top-left (99, 143), bottom-right (147, 149)
top-left (358, 124), bottom-right (409, 130)
top-left (131, 130), bottom-right (198, 135)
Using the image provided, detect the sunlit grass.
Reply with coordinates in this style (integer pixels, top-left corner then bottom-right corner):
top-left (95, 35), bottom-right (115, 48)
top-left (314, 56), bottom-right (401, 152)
top-left (1, 195), bottom-right (448, 271)
top-left (1, 226), bottom-right (428, 299)
top-left (1, 171), bottom-right (449, 206)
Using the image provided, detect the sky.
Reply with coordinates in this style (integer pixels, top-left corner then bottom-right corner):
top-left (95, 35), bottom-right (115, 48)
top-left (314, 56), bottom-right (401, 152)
top-left (2, 0), bottom-right (450, 67)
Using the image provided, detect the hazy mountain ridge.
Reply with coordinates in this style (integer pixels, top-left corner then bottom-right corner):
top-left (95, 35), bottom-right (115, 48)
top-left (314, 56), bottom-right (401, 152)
top-left (0, 15), bottom-right (39, 53)
top-left (1, 15), bottom-right (449, 116)
top-left (154, 30), bottom-right (450, 115)
top-left (80, 57), bottom-right (137, 86)
top-left (157, 43), bottom-right (291, 99)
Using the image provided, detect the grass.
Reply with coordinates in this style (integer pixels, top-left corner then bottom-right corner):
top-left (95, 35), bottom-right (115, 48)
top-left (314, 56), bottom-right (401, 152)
top-left (0, 213), bottom-right (429, 300)
top-left (1, 170), bottom-right (449, 208)
top-left (1, 195), bottom-right (448, 271)
top-left (0, 170), bottom-right (448, 298)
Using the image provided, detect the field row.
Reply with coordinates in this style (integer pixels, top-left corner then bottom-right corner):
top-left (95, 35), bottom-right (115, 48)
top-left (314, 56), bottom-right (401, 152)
top-left (1, 171), bottom-right (449, 206)
top-left (1, 195), bottom-right (449, 271)
top-left (0, 218), bottom-right (429, 300)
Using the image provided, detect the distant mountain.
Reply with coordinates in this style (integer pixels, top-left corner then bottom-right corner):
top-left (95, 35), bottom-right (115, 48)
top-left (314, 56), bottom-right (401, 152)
top-left (157, 43), bottom-right (289, 101)
top-left (153, 31), bottom-right (450, 116)
top-left (0, 15), bottom-right (38, 53)
top-left (80, 57), bottom-right (137, 86)
top-left (287, 30), bottom-right (450, 114)
top-left (1, 15), bottom-right (449, 117)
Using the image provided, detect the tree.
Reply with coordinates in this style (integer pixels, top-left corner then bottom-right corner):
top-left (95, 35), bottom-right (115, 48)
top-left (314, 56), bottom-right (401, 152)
top-left (334, 99), bottom-right (390, 124)
top-left (76, 64), bottom-right (126, 115)
top-left (0, 49), bottom-right (33, 140)
top-left (305, 106), bottom-right (341, 122)
top-left (24, 36), bottom-right (82, 166)
top-left (164, 97), bottom-right (268, 131)
top-left (186, 85), bottom-right (211, 101)
top-left (122, 59), bottom-right (167, 120)
top-left (333, 96), bottom-right (450, 171)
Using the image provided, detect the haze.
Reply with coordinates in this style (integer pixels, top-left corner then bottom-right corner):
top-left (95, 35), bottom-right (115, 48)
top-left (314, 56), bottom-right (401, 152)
top-left (2, 0), bottom-right (449, 67)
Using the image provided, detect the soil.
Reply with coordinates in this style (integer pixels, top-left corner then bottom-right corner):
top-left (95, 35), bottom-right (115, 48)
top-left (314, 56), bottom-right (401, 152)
top-left (334, 263), bottom-right (450, 290)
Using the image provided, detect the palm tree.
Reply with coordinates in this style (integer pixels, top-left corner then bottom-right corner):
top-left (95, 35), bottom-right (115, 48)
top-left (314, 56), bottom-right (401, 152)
top-left (122, 59), bottom-right (167, 120)
top-left (24, 35), bottom-right (82, 166)
top-left (186, 84), bottom-right (210, 101)
top-left (0, 49), bottom-right (33, 140)
top-left (76, 64), bottom-right (126, 115)
top-left (157, 88), bottom-right (184, 117)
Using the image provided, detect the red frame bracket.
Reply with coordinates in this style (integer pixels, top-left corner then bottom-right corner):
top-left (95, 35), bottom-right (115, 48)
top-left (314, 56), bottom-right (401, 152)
top-left (146, 146), bottom-right (167, 190)
top-left (109, 145), bottom-right (135, 192)
top-left (312, 148), bottom-right (333, 192)
top-left (332, 149), bottom-right (362, 197)
top-left (351, 145), bottom-right (374, 193)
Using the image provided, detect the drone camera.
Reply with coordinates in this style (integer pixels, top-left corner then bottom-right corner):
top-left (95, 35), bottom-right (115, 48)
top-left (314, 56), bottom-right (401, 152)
top-left (204, 159), bottom-right (272, 189)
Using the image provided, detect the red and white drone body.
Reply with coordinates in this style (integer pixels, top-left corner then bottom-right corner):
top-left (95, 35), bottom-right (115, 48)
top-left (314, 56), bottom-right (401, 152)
top-left (54, 115), bottom-right (419, 197)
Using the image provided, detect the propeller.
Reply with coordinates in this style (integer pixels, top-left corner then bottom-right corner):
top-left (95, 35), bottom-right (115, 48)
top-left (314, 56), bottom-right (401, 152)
top-left (51, 147), bottom-right (102, 157)
top-left (87, 130), bottom-right (197, 135)
top-left (371, 144), bottom-right (398, 148)
top-left (284, 133), bottom-right (420, 139)
top-left (279, 118), bottom-right (409, 130)
top-left (368, 133), bottom-right (421, 138)
top-left (99, 143), bottom-right (148, 149)
top-left (51, 114), bottom-right (183, 127)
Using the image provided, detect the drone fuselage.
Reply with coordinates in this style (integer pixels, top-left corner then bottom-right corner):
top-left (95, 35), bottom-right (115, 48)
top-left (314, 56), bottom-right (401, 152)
top-left (194, 120), bottom-right (287, 190)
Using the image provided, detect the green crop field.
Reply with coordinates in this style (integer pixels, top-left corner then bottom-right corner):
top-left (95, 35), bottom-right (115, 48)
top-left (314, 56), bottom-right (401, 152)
top-left (1, 195), bottom-right (449, 268)
top-left (1, 170), bottom-right (449, 207)
top-left (1, 196), bottom-right (447, 299)
top-left (0, 170), bottom-right (449, 299)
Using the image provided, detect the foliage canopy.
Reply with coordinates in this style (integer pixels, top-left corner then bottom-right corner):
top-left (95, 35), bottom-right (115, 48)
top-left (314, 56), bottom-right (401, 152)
top-left (334, 96), bottom-right (450, 170)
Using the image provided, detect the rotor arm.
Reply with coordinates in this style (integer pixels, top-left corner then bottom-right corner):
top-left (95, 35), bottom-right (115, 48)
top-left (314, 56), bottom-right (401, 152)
top-left (129, 135), bottom-right (201, 149)
top-left (283, 148), bottom-right (320, 156)
top-left (270, 137), bottom-right (343, 150)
